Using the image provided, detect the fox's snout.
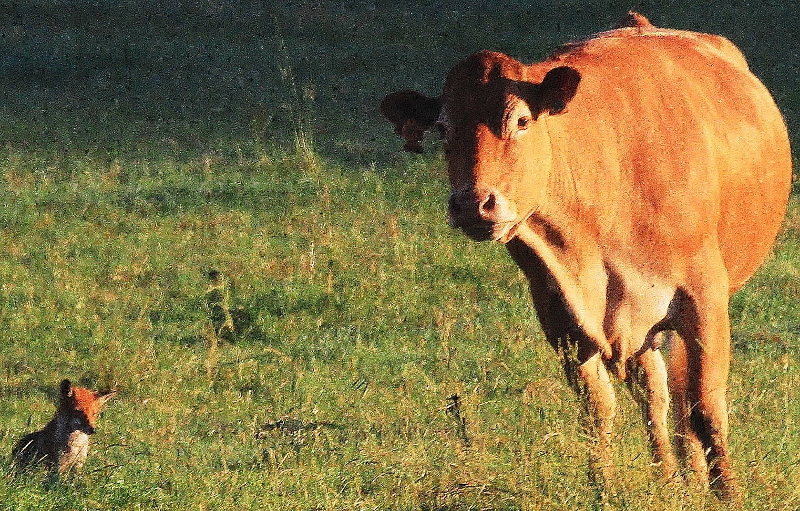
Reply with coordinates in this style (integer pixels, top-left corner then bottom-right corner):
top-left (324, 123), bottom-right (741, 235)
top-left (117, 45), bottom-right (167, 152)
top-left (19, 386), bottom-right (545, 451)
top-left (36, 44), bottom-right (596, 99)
top-left (70, 415), bottom-right (96, 435)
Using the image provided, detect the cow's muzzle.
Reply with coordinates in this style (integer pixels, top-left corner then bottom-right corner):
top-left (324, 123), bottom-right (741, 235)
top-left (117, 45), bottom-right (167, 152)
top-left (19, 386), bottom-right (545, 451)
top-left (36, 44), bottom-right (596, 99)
top-left (448, 187), bottom-right (517, 242)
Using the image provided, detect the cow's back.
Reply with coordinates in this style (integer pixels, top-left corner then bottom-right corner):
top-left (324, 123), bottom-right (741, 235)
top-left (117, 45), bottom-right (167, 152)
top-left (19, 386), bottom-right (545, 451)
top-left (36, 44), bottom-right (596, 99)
top-left (538, 27), bottom-right (792, 293)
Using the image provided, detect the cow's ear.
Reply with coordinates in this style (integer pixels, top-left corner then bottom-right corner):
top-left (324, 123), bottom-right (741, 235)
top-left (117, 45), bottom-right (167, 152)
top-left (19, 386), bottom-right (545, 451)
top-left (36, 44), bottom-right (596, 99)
top-left (537, 66), bottom-right (580, 117)
top-left (380, 90), bottom-right (442, 153)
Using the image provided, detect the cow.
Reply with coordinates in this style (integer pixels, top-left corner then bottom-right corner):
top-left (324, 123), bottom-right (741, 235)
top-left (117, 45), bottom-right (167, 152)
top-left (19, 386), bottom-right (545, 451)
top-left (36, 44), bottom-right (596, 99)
top-left (380, 13), bottom-right (792, 501)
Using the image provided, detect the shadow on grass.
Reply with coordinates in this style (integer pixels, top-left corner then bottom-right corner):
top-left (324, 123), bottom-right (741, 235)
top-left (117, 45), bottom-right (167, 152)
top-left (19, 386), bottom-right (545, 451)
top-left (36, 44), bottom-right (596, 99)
top-left (1, 1), bottom-right (798, 165)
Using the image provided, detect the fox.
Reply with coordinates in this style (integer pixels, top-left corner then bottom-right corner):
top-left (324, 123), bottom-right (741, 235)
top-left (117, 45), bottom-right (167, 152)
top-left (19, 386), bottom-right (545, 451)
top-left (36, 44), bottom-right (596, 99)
top-left (11, 379), bottom-right (116, 475)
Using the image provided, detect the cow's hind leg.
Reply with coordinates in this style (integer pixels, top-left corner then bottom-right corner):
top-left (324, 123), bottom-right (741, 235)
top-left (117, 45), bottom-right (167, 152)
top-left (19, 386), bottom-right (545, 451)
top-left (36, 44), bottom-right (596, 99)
top-left (627, 344), bottom-right (678, 480)
top-left (668, 331), bottom-right (708, 484)
top-left (674, 282), bottom-right (739, 502)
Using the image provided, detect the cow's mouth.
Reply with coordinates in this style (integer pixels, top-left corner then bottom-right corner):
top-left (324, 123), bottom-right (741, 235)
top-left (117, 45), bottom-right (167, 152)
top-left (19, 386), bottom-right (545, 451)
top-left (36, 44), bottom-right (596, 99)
top-left (457, 220), bottom-right (518, 243)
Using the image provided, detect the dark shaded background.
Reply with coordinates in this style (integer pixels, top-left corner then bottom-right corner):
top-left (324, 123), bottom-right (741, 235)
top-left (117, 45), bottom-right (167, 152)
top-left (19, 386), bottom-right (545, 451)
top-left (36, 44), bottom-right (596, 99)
top-left (1, 1), bottom-right (798, 165)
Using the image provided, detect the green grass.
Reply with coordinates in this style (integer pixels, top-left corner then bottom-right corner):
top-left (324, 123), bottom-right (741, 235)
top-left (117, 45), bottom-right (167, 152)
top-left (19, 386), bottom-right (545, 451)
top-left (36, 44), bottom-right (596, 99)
top-left (0, 2), bottom-right (798, 510)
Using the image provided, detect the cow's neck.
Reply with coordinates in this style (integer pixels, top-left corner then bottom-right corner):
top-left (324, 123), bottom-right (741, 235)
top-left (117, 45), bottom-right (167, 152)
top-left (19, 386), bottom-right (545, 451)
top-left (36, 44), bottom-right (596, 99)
top-left (508, 213), bottom-right (613, 361)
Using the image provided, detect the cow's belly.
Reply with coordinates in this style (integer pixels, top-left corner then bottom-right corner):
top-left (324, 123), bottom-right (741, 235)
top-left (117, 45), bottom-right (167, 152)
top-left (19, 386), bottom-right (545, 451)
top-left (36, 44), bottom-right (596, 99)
top-left (602, 263), bottom-right (677, 374)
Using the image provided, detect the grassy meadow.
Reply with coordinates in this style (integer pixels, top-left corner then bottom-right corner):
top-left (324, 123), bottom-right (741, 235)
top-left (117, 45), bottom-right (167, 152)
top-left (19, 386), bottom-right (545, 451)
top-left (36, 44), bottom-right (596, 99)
top-left (0, 1), bottom-right (798, 510)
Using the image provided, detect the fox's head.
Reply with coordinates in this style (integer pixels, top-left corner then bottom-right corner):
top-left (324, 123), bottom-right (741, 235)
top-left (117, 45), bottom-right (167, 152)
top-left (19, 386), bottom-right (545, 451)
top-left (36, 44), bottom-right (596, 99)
top-left (58, 379), bottom-right (116, 435)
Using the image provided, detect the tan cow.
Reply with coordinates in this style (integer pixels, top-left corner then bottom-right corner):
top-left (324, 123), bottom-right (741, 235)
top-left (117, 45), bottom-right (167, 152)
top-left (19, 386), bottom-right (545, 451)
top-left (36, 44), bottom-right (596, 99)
top-left (381, 13), bottom-right (792, 501)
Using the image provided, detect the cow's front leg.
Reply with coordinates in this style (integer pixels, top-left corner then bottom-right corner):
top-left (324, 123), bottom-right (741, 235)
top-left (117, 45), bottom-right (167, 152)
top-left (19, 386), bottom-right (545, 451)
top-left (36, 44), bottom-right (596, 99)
top-left (574, 352), bottom-right (617, 489)
top-left (627, 344), bottom-right (679, 480)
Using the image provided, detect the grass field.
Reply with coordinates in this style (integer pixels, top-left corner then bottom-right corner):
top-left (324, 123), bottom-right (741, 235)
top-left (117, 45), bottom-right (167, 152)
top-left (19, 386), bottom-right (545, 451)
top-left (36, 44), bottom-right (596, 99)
top-left (0, 1), bottom-right (798, 510)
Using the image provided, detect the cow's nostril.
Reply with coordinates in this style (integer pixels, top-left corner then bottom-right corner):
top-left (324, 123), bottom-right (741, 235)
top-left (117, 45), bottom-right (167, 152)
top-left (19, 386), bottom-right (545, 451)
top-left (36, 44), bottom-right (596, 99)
top-left (449, 189), bottom-right (504, 223)
top-left (479, 193), bottom-right (496, 216)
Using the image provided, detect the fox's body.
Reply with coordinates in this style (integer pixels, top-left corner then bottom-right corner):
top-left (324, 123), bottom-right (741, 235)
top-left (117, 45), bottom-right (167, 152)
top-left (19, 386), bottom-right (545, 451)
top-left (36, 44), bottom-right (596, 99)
top-left (12, 380), bottom-right (115, 475)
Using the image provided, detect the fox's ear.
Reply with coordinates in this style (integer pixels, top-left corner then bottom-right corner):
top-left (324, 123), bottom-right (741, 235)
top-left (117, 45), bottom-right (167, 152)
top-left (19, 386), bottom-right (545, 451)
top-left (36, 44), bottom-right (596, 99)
top-left (60, 379), bottom-right (73, 398)
top-left (96, 390), bottom-right (117, 406)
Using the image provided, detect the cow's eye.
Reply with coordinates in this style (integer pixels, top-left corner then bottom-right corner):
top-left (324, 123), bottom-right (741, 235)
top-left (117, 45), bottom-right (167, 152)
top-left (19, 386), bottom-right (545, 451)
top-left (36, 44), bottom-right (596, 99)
top-left (517, 116), bottom-right (531, 131)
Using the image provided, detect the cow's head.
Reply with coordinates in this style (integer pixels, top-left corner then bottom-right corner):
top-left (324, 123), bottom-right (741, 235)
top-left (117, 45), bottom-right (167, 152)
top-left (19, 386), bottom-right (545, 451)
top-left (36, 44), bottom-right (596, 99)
top-left (381, 51), bottom-right (580, 242)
